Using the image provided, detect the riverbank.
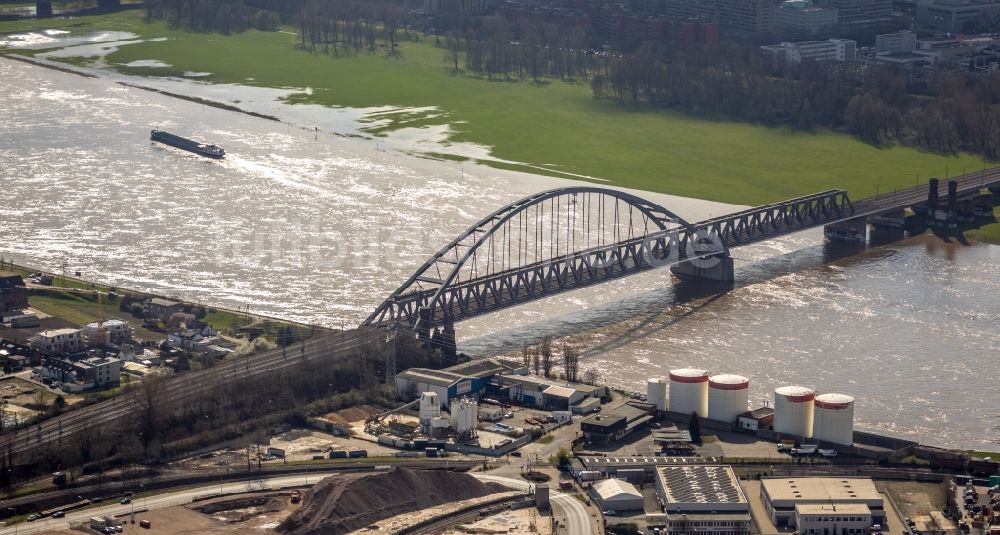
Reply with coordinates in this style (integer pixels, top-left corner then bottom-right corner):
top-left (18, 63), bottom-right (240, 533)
top-left (0, 10), bottom-right (989, 206)
top-left (1, 260), bottom-right (321, 342)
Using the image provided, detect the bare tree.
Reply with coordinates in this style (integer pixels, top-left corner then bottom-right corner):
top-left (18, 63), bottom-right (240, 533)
top-left (540, 337), bottom-right (553, 378)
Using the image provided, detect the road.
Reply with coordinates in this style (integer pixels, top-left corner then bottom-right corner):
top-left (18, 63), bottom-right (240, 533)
top-left (474, 474), bottom-right (595, 535)
top-left (1, 471), bottom-right (595, 535)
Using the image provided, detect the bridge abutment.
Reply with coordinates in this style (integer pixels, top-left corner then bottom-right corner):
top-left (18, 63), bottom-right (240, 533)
top-left (670, 253), bottom-right (734, 284)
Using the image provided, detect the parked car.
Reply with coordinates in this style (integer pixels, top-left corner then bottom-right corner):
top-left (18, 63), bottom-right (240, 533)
top-left (120, 498), bottom-right (131, 504)
top-left (26, 514), bottom-right (38, 522)
top-left (51, 511), bottom-right (65, 518)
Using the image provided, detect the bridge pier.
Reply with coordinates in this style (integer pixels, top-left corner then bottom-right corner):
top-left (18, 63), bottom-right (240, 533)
top-left (823, 217), bottom-right (867, 244)
top-left (36, 1), bottom-right (52, 18)
top-left (670, 253), bottom-right (734, 285)
top-left (868, 209), bottom-right (905, 245)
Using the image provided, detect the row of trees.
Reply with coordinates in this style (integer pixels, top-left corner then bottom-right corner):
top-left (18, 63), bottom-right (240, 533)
top-left (445, 17), bottom-right (593, 81)
top-left (520, 337), bottom-right (597, 385)
top-left (295, 0), bottom-right (413, 56)
top-left (143, 0), bottom-right (281, 33)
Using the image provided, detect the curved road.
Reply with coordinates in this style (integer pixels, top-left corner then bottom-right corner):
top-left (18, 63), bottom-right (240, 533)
top-left (2, 471), bottom-right (594, 535)
top-left (474, 474), bottom-right (594, 535)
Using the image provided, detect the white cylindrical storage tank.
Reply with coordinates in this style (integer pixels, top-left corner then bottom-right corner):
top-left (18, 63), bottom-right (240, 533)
top-left (646, 377), bottom-right (668, 412)
top-left (813, 393), bottom-right (854, 445)
top-left (774, 386), bottom-right (815, 438)
top-left (669, 368), bottom-right (709, 417)
top-left (451, 399), bottom-right (478, 436)
top-left (708, 374), bottom-right (750, 423)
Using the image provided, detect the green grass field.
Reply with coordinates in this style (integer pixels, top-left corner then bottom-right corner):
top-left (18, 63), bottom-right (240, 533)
top-left (0, 11), bottom-right (991, 207)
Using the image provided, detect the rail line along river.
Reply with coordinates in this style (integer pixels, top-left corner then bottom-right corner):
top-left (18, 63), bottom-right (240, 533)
top-left (0, 58), bottom-right (997, 450)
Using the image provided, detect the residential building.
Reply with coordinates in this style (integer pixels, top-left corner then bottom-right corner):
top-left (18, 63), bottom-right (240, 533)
top-left (760, 38), bottom-right (857, 63)
top-left (796, 503), bottom-right (874, 535)
top-left (81, 318), bottom-right (134, 346)
top-left (30, 328), bottom-right (84, 355)
top-left (144, 298), bottom-right (184, 322)
top-left (717, 0), bottom-right (775, 41)
top-left (775, 0), bottom-right (839, 35)
top-left (655, 465), bottom-right (752, 535)
top-left (74, 356), bottom-right (122, 387)
top-left (0, 273), bottom-right (27, 312)
top-left (0, 338), bottom-right (34, 369)
top-left (760, 477), bottom-right (886, 528)
top-left (581, 402), bottom-right (655, 444)
top-left (876, 29), bottom-right (917, 52)
top-left (590, 479), bottom-right (644, 512)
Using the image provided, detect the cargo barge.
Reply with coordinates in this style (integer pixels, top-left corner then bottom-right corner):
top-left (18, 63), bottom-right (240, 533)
top-left (150, 130), bottom-right (225, 159)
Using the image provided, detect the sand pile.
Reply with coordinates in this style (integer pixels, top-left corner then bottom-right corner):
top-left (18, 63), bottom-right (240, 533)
top-left (278, 468), bottom-right (507, 535)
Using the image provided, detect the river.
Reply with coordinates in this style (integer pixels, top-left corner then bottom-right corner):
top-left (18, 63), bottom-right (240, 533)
top-left (0, 57), bottom-right (996, 450)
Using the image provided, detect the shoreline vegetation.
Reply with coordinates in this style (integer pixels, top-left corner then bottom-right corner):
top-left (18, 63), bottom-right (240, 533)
top-left (1, 10), bottom-right (998, 243)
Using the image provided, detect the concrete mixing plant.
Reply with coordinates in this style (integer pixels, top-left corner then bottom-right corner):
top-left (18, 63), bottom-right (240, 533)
top-left (812, 393), bottom-right (855, 445)
top-left (669, 368), bottom-right (709, 417)
top-left (646, 377), bottom-right (668, 412)
top-left (708, 374), bottom-right (750, 423)
top-left (774, 386), bottom-right (815, 438)
top-left (450, 398), bottom-right (479, 439)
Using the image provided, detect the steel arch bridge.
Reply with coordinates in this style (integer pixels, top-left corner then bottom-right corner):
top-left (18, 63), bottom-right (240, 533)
top-left (363, 187), bottom-right (728, 331)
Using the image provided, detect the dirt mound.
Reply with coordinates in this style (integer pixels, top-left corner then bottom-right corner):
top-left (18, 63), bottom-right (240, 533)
top-left (319, 405), bottom-right (382, 426)
top-left (278, 468), bottom-right (507, 535)
top-left (192, 493), bottom-right (286, 515)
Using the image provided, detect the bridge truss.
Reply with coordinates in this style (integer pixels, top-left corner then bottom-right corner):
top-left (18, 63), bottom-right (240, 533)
top-left (363, 187), bottom-right (727, 330)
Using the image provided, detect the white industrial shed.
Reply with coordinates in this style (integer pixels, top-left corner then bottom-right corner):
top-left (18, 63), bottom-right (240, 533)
top-left (590, 479), bottom-right (644, 512)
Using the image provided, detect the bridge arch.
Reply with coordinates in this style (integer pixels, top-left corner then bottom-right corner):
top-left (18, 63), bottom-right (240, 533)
top-left (363, 187), bottom-right (727, 329)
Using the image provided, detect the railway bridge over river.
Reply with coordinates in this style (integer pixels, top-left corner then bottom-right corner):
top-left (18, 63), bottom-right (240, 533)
top-left (365, 168), bottom-right (1000, 337)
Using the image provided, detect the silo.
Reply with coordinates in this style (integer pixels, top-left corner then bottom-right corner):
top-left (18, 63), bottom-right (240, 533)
top-left (708, 374), bottom-right (750, 423)
top-left (646, 377), bottom-right (668, 412)
top-left (669, 368), bottom-right (709, 417)
top-left (813, 393), bottom-right (855, 445)
top-left (450, 398), bottom-right (479, 438)
top-left (774, 386), bottom-right (815, 438)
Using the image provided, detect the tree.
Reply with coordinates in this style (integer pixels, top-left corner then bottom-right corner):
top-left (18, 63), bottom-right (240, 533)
top-left (583, 368), bottom-right (601, 386)
top-left (562, 343), bottom-right (579, 383)
top-left (688, 411), bottom-right (702, 445)
top-left (444, 30), bottom-right (462, 73)
top-left (540, 337), bottom-right (553, 377)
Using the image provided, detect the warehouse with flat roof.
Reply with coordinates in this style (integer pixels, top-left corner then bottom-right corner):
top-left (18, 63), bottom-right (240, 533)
top-left (760, 478), bottom-right (885, 528)
top-left (655, 465), bottom-right (752, 535)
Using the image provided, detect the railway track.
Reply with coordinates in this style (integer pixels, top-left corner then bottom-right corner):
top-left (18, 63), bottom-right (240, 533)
top-left (0, 329), bottom-right (371, 457)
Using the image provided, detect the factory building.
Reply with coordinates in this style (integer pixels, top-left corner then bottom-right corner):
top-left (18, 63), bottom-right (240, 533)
top-left (581, 402), bottom-right (655, 445)
top-left (493, 374), bottom-right (606, 411)
top-left (796, 503), bottom-right (873, 535)
top-left (655, 465), bottom-right (752, 535)
top-left (774, 386), bottom-right (815, 438)
top-left (394, 359), bottom-right (515, 407)
top-left (760, 478), bottom-right (885, 529)
top-left (590, 479), bottom-right (644, 513)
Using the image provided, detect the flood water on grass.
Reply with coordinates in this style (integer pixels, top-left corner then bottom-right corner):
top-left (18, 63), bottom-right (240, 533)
top-left (0, 58), bottom-right (998, 450)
